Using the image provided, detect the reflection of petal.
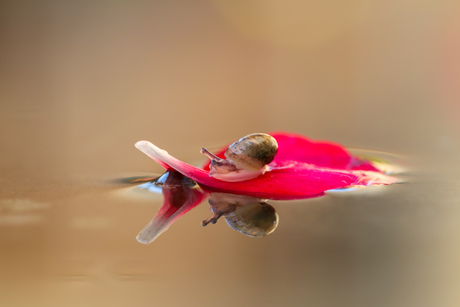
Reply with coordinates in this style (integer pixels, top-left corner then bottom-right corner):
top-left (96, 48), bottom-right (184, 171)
top-left (135, 132), bottom-right (396, 200)
top-left (136, 171), bottom-right (206, 244)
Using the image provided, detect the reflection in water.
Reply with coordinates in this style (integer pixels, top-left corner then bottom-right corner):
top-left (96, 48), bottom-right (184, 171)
top-left (129, 145), bottom-right (404, 243)
top-left (203, 192), bottom-right (279, 237)
top-left (131, 171), bottom-right (279, 243)
top-left (136, 171), bottom-right (206, 244)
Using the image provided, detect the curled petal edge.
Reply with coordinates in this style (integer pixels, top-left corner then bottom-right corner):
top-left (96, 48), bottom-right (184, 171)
top-left (135, 140), bottom-right (397, 200)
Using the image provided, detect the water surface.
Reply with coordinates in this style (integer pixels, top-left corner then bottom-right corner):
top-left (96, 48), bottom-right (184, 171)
top-left (1, 1), bottom-right (460, 307)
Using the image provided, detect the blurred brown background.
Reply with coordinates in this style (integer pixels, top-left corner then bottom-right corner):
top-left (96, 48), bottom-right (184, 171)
top-left (1, 1), bottom-right (460, 307)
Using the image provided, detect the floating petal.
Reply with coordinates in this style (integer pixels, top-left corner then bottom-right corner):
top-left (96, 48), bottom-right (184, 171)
top-left (135, 133), bottom-right (396, 200)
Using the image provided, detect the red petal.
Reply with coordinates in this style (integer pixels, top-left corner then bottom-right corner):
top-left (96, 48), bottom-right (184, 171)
top-left (135, 134), bottom-right (396, 200)
top-left (202, 132), bottom-right (379, 171)
top-left (136, 171), bottom-right (206, 244)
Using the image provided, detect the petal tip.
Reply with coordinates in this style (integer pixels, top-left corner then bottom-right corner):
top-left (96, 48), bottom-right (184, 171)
top-left (136, 237), bottom-right (150, 245)
top-left (135, 140), bottom-right (150, 149)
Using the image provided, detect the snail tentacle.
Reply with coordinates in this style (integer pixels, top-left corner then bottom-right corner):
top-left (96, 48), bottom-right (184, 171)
top-left (201, 133), bottom-right (278, 182)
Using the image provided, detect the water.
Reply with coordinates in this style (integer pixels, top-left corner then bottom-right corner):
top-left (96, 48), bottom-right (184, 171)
top-left (1, 1), bottom-right (460, 307)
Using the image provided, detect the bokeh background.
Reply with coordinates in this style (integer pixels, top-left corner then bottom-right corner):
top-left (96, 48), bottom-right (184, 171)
top-left (1, 1), bottom-right (460, 306)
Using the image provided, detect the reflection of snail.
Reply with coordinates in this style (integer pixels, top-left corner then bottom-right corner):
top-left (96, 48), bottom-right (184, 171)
top-left (202, 192), bottom-right (279, 237)
top-left (201, 133), bottom-right (278, 182)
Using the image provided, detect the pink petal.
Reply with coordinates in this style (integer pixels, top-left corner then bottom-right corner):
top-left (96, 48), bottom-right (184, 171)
top-left (135, 137), bottom-right (396, 200)
top-left (136, 171), bottom-right (206, 244)
top-left (202, 132), bottom-right (379, 171)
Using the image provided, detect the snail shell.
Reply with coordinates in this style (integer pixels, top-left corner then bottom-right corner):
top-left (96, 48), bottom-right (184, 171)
top-left (201, 133), bottom-right (278, 182)
top-left (225, 201), bottom-right (279, 237)
top-left (202, 192), bottom-right (279, 237)
top-left (225, 133), bottom-right (278, 171)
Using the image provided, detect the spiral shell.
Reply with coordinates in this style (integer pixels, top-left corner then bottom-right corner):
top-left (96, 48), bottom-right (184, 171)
top-left (225, 133), bottom-right (278, 171)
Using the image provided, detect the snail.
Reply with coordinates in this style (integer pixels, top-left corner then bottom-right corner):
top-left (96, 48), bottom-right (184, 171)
top-left (200, 133), bottom-right (278, 182)
top-left (202, 192), bottom-right (279, 237)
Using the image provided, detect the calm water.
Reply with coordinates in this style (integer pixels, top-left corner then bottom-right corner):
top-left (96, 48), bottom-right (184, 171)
top-left (1, 1), bottom-right (460, 307)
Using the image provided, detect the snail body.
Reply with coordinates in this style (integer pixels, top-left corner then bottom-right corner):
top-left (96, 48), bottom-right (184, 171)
top-left (201, 133), bottom-right (278, 182)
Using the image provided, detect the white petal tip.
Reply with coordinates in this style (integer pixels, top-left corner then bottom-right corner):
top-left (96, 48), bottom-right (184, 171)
top-left (135, 140), bottom-right (150, 149)
top-left (136, 238), bottom-right (150, 245)
top-left (136, 232), bottom-right (159, 245)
